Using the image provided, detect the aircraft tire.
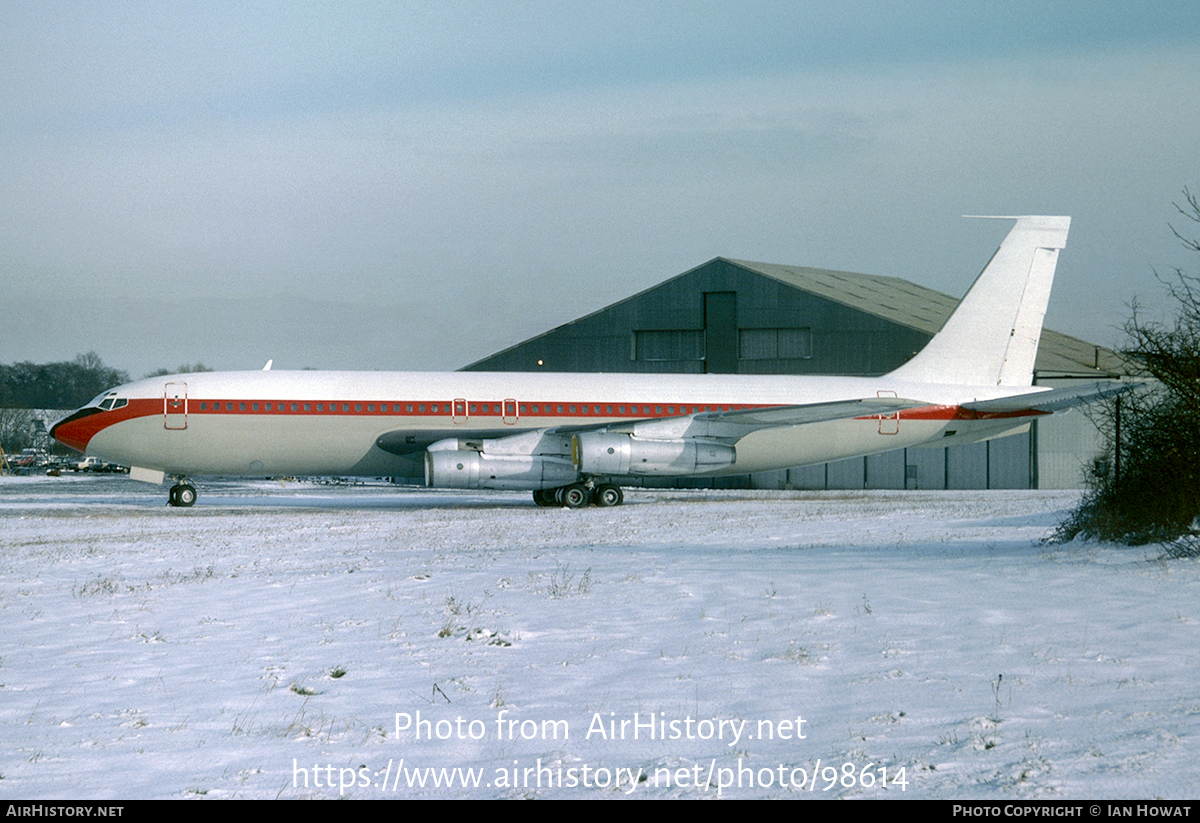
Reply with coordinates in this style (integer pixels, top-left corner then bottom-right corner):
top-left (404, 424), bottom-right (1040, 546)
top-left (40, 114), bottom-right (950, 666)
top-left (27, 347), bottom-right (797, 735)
top-left (592, 483), bottom-right (623, 507)
top-left (176, 484), bottom-right (197, 507)
top-left (532, 488), bottom-right (557, 507)
top-left (560, 483), bottom-right (590, 509)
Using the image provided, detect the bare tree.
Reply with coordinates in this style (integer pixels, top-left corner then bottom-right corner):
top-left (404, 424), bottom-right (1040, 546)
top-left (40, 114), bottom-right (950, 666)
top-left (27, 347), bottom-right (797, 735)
top-left (0, 406), bottom-right (36, 453)
top-left (0, 352), bottom-right (128, 410)
top-left (1054, 191), bottom-right (1200, 556)
top-left (143, 363), bottom-right (214, 378)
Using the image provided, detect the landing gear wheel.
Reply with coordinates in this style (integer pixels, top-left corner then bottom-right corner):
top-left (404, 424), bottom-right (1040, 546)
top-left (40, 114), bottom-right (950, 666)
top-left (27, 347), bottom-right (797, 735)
top-left (169, 483), bottom-right (197, 507)
top-left (532, 488), bottom-right (557, 507)
top-left (560, 483), bottom-right (590, 509)
top-left (176, 484), bottom-right (197, 507)
top-left (592, 483), bottom-right (624, 507)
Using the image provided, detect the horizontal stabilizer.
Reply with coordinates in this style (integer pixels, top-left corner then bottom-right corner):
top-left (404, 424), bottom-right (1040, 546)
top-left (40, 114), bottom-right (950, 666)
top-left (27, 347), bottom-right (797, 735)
top-left (962, 381), bottom-right (1141, 414)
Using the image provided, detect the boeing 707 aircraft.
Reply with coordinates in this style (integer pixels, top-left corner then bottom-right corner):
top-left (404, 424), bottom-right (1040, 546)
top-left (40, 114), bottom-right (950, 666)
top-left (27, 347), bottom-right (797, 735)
top-left (51, 216), bottom-right (1125, 507)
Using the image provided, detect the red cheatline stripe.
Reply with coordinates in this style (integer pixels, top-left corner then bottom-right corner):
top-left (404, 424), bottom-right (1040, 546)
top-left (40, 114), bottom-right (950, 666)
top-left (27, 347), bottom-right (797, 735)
top-left (122, 398), bottom-right (777, 418)
top-left (55, 396), bottom-right (1048, 453)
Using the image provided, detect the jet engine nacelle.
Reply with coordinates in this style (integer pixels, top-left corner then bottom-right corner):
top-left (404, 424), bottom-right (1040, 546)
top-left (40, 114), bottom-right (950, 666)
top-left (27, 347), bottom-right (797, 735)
top-left (424, 449), bottom-right (577, 490)
top-left (571, 432), bottom-right (735, 476)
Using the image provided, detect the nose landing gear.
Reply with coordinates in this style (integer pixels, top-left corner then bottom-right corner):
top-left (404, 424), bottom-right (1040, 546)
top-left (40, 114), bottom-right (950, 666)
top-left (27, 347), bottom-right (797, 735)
top-left (168, 481), bottom-right (197, 507)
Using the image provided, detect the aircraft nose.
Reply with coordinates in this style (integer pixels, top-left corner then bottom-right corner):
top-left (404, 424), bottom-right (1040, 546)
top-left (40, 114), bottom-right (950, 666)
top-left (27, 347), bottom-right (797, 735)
top-left (49, 408), bottom-right (103, 452)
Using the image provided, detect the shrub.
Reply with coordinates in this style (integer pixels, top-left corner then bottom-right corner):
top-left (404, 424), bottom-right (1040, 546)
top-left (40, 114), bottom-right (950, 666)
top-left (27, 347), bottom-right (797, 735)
top-left (1053, 191), bottom-right (1200, 553)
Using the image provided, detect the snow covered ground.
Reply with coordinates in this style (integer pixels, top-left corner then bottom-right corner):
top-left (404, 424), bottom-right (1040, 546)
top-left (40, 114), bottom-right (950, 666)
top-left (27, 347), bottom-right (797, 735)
top-left (2, 474), bottom-right (1197, 799)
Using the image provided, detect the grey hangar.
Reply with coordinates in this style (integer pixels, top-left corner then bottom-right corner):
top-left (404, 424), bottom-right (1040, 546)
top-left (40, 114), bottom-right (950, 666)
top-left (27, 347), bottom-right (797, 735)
top-left (460, 257), bottom-right (1123, 491)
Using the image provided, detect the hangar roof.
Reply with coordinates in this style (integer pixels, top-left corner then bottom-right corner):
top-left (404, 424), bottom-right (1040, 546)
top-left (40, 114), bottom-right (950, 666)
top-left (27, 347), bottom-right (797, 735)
top-left (465, 255), bottom-right (1127, 378)
top-left (723, 258), bottom-right (1127, 377)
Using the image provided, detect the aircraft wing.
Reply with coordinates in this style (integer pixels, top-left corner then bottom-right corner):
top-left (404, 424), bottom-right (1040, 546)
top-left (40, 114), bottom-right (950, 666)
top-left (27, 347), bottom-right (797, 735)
top-left (601, 397), bottom-right (928, 443)
top-left (694, 397), bottom-right (925, 426)
top-left (961, 381), bottom-right (1140, 415)
top-left (376, 398), bottom-right (926, 458)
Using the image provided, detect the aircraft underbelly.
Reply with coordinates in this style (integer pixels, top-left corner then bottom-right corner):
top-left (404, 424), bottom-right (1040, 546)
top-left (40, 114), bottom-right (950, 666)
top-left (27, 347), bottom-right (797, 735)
top-left (89, 416), bottom-right (409, 477)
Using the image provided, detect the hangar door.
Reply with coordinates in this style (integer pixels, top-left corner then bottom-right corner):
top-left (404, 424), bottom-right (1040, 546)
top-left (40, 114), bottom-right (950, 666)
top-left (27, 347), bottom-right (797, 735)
top-left (704, 292), bottom-right (737, 374)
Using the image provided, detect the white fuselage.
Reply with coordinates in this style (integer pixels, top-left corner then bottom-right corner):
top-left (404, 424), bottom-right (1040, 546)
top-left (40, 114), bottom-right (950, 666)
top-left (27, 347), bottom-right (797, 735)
top-left (56, 369), bottom-right (1041, 480)
top-left (48, 216), bottom-right (1073, 505)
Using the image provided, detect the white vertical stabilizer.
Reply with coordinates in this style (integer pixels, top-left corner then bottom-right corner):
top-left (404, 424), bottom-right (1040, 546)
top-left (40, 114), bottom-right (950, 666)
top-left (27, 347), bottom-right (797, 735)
top-left (887, 215), bottom-right (1070, 387)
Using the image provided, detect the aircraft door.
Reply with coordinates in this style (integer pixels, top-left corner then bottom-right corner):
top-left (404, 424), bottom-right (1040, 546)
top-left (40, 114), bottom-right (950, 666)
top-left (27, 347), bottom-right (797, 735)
top-left (164, 382), bottom-right (188, 430)
top-left (503, 398), bottom-right (518, 425)
top-left (453, 398), bottom-right (468, 424)
top-left (877, 389), bottom-right (899, 435)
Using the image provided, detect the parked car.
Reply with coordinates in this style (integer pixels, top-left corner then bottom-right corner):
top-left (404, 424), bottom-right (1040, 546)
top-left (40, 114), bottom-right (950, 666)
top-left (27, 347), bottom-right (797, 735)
top-left (72, 456), bottom-right (125, 473)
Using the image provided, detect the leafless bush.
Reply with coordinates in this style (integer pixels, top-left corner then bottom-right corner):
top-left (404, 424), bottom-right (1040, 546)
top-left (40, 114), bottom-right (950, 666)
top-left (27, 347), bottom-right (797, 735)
top-left (1053, 190), bottom-right (1200, 550)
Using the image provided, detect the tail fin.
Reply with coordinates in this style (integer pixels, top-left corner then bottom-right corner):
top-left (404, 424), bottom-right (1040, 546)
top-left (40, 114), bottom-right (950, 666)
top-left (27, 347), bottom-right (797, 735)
top-left (887, 215), bottom-right (1070, 387)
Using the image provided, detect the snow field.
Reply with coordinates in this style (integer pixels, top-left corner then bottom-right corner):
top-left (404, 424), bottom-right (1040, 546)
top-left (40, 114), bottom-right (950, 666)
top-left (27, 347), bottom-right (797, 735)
top-left (1, 475), bottom-right (1197, 798)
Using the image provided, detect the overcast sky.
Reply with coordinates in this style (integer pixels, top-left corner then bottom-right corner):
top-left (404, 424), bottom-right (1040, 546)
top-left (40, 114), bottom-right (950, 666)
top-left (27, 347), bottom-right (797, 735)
top-left (3, 1), bottom-right (1199, 378)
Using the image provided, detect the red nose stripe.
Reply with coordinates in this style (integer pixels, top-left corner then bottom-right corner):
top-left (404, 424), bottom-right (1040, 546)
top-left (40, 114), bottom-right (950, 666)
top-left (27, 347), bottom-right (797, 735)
top-left (50, 401), bottom-right (155, 451)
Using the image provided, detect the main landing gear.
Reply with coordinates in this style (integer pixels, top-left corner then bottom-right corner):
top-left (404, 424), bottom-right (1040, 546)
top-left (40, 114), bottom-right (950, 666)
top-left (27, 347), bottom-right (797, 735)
top-left (533, 482), bottom-right (624, 509)
top-left (168, 481), bottom-right (197, 507)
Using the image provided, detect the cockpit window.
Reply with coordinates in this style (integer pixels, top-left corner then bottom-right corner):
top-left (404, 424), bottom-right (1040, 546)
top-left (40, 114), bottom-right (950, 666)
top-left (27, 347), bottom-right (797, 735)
top-left (97, 394), bottom-right (127, 411)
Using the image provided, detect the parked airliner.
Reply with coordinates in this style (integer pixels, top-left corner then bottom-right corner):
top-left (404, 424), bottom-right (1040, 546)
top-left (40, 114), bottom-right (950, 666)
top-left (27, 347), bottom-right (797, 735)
top-left (51, 216), bottom-right (1123, 507)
